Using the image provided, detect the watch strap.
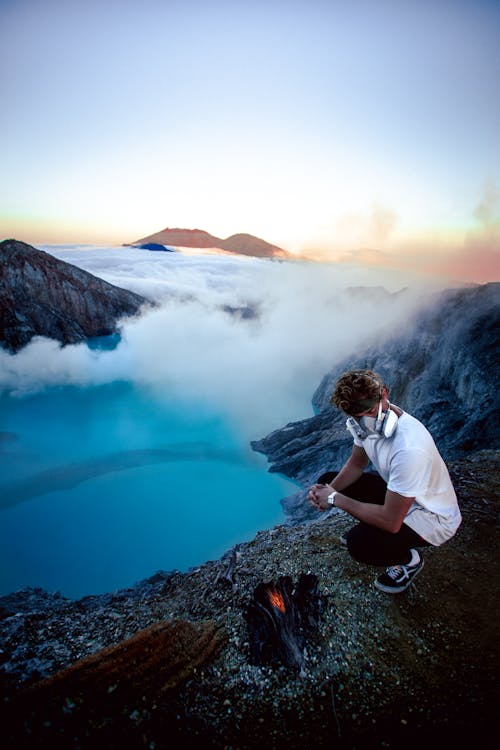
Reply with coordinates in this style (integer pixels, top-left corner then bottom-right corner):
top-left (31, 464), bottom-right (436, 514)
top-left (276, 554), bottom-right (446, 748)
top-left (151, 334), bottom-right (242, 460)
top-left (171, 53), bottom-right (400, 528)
top-left (327, 490), bottom-right (338, 506)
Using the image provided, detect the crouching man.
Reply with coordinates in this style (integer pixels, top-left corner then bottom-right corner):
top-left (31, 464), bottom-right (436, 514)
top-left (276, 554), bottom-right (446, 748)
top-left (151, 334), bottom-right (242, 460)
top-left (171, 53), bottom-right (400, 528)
top-left (308, 369), bottom-right (462, 594)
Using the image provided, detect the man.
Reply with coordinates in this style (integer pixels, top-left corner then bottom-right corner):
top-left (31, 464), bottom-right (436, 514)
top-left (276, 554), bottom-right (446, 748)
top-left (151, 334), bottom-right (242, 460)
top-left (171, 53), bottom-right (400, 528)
top-left (308, 369), bottom-right (461, 593)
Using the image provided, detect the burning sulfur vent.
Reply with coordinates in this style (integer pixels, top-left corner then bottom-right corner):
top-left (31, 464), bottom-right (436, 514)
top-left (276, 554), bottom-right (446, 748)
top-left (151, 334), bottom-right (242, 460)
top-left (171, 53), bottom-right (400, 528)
top-left (245, 574), bottom-right (326, 671)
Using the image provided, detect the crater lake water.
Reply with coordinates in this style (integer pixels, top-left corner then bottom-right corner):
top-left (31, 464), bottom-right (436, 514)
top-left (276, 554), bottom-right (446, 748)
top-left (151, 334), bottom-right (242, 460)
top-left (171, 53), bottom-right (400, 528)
top-left (0, 382), bottom-right (297, 598)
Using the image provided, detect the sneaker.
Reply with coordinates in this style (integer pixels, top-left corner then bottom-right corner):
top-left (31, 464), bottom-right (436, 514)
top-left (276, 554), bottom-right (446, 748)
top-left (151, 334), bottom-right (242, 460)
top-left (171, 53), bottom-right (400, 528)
top-left (374, 550), bottom-right (424, 594)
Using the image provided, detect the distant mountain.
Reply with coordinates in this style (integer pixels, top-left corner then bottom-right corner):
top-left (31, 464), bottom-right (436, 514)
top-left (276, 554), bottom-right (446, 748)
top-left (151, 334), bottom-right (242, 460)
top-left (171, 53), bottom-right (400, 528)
top-left (134, 243), bottom-right (174, 253)
top-left (219, 233), bottom-right (288, 258)
top-left (131, 227), bottom-right (289, 258)
top-left (0, 239), bottom-right (147, 353)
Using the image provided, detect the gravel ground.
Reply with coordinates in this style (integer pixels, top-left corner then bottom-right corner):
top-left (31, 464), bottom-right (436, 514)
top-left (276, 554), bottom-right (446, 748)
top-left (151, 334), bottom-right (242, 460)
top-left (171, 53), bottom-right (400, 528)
top-left (1, 450), bottom-right (499, 749)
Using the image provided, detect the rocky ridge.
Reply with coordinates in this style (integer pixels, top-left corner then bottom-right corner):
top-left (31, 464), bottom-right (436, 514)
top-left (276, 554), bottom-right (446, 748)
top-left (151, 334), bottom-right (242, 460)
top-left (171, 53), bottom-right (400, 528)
top-left (0, 240), bottom-right (148, 353)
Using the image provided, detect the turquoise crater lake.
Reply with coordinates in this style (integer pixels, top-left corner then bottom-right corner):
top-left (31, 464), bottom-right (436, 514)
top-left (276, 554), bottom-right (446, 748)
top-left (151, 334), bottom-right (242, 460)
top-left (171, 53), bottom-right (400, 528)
top-left (0, 382), bottom-right (296, 598)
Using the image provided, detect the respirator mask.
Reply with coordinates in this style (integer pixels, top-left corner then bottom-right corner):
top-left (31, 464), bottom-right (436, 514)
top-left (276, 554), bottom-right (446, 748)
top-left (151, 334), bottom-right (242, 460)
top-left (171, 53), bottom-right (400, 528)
top-left (346, 398), bottom-right (398, 441)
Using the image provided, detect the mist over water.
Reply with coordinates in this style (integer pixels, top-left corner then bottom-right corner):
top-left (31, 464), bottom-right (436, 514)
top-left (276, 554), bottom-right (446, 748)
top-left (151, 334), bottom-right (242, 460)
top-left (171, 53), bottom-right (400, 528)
top-left (2, 247), bottom-right (442, 431)
top-left (0, 247), bottom-right (445, 598)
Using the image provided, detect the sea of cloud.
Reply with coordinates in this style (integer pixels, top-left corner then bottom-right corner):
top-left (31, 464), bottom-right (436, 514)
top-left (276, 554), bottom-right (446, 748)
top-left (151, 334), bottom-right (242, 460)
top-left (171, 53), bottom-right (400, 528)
top-left (0, 246), bottom-right (448, 440)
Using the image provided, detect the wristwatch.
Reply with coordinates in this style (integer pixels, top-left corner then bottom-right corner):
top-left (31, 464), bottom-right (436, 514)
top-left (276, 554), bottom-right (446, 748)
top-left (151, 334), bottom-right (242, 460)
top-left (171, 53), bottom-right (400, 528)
top-left (327, 490), bottom-right (338, 506)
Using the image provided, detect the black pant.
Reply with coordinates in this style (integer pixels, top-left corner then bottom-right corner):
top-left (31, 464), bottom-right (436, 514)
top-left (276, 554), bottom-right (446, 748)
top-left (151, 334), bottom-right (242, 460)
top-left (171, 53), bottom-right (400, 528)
top-left (318, 471), bottom-right (431, 567)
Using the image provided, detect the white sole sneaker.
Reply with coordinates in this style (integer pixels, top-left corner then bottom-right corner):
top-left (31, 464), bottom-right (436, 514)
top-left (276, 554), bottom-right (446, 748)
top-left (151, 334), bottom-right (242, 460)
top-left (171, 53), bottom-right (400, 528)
top-left (374, 558), bottom-right (424, 594)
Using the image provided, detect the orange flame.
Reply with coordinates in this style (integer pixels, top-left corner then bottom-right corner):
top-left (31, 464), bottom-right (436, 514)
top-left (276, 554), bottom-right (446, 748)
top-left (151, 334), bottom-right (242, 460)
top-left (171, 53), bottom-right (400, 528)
top-left (267, 588), bottom-right (286, 613)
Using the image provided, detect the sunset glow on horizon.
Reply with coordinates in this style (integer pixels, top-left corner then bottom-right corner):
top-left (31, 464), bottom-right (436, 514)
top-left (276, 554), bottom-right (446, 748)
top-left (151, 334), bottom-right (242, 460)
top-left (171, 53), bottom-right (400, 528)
top-left (1, 0), bottom-right (499, 284)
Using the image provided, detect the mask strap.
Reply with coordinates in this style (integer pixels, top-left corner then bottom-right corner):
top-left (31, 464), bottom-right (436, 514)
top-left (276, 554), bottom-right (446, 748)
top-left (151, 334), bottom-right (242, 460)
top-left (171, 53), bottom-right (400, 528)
top-left (375, 397), bottom-right (384, 432)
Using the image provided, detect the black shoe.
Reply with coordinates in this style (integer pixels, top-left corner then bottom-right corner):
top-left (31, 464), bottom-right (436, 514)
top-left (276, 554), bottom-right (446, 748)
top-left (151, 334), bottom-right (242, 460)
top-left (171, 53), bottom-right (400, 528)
top-left (374, 550), bottom-right (424, 594)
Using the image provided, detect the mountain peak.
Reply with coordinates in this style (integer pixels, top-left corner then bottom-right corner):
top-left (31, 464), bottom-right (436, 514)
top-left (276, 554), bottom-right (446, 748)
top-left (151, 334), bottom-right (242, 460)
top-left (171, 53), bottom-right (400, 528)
top-left (131, 227), bottom-right (289, 258)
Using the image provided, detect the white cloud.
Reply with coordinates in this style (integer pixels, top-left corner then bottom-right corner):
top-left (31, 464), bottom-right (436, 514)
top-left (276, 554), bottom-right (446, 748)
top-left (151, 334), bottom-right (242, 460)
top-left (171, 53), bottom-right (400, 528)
top-left (0, 247), bottom-right (446, 439)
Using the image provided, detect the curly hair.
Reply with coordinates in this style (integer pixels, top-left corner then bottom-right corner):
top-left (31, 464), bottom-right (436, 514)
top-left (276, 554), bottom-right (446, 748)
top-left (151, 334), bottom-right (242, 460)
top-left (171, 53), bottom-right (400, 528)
top-left (331, 369), bottom-right (387, 415)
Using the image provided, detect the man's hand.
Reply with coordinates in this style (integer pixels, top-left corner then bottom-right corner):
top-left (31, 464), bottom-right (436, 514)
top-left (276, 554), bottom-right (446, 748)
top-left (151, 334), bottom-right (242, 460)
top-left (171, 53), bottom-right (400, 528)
top-left (308, 484), bottom-right (333, 512)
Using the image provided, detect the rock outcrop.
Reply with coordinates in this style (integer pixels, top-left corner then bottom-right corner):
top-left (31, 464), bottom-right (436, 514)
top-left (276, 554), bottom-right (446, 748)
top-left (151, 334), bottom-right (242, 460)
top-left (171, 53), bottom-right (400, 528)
top-left (0, 239), bottom-right (148, 353)
top-left (4, 619), bottom-right (226, 748)
top-left (131, 227), bottom-right (289, 258)
top-left (252, 282), bottom-right (500, 524)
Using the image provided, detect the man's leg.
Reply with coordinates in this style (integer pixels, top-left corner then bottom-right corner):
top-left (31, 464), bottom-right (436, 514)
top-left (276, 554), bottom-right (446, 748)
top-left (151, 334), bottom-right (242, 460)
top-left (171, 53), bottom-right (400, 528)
top-left (345, 521), bottom-right (430, 567)
top-left (317, 470), bottom-right (387, 505)
top-left (318, 469), bottom-right (429, 592)
top-left (317, 470), bottom-right (386, 546)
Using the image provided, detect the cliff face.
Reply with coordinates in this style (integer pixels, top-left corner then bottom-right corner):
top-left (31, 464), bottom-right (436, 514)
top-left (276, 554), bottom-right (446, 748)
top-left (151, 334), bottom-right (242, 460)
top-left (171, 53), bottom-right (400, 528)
top-left (0, 240), bottom-right (147, 353)
top-left (252, 282), bottom-right (500, 523)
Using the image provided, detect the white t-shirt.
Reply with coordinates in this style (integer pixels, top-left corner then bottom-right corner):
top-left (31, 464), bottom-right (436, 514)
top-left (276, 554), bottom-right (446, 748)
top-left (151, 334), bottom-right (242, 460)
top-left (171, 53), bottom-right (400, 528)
top-left (352, 409), bottom-right (462, 545)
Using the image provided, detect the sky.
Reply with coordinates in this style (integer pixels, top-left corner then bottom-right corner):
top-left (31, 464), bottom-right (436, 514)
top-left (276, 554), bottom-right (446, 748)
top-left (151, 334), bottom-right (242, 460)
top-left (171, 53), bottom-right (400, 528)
top-left (1, 0), bottom-right (499, 281)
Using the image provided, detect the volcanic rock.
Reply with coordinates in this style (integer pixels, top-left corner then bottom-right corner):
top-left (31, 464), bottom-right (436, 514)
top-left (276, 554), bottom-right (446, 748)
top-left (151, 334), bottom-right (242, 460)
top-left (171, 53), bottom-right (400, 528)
top-left (0, 239), bottom-right (147, 352)
top-left (245, 574), bottom-right (326, 670)
top-left (4, 620), bottom-right (226, 748)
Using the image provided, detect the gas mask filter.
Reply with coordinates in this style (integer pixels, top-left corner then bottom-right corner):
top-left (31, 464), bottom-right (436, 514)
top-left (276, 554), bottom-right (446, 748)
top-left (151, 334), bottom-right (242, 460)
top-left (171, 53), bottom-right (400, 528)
top-left (345, 399), bottom-right (398, 440)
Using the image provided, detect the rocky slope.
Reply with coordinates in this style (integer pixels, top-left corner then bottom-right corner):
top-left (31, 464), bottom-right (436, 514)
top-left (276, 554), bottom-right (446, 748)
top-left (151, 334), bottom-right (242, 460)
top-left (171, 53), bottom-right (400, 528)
top-left (252, 282), bottom-right (500, 524)
top-left (0, 240), bottom-right (147, 353)
top-left (0, 451), bottom-right (498, 749)
top-left (131, 227), bottom-right (289, 258)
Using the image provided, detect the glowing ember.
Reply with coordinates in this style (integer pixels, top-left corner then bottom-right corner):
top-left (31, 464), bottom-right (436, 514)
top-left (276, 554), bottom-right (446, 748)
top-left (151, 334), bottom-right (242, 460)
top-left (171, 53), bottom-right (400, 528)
top-left (267, 588), bottom-right (286, 613)
top-left (246, 574), bottom-right (325, 669)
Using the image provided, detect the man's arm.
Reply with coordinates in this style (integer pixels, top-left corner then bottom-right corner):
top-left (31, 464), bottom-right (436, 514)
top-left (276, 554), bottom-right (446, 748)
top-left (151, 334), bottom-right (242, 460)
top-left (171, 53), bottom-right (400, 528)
top-left (310, 484), bottom-right (414, 534)
top-left (334, 489), bottom-right (414, 533)
top-left (308, 445), bottom-right (367, 503)
top-left (308, 444), bottom-right (414, 532)
top-left (328, 445), bottom-right (369, 490)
